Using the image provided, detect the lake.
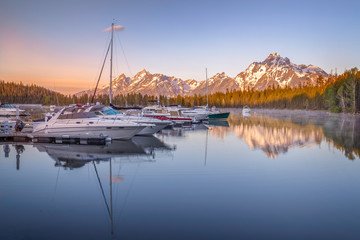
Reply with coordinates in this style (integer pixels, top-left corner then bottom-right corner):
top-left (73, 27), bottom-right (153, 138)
top-left (1, 109), bottom-right (360, 240)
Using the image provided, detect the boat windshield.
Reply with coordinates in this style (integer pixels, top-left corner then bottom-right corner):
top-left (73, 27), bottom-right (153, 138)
top-left (88, 105), bottom-right (118, 115)
top-left (101, 106), bottom-right (118, 115)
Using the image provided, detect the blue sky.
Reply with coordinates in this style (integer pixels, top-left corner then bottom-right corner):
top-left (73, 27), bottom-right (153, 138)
top-left (0, 0), bottom-right (359, 94)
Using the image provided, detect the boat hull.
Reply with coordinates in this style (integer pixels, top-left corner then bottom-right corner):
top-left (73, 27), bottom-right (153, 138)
top-left (180, 111), bottom-right (208, 121)
top-left (144, 115), bottom-right (193, 124)
top-left (33, 125), bottom-right (145, 140)
top-left (207, 112), bottom-right (230, 120)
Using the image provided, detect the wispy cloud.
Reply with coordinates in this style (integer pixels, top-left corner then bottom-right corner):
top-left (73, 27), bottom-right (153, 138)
top-left (103, 25), bottom-right (125, 32)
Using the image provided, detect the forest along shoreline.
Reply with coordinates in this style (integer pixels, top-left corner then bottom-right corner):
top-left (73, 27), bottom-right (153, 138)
top-left (0, 68), bottom-right (359, 113)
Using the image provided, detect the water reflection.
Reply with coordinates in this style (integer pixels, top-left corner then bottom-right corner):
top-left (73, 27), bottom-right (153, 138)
top-left (229, 113), bottom-right (322, 158)
top-left (207, 110), bottom-right (360, 160)
top-left (1, 144), bottom-right (25, 170)
top-left (0, 136), bottom-right (177, 236)
top-left (158, 124), bottom-right (209, 137)
top-left (3, 144), bottom-right (10, 158)
top-left (34, 136), bottom-right (175, 169)
top-left (2, 111), bottom-right (360, 239)
top-left (0, 136), bottom-right (175, 172)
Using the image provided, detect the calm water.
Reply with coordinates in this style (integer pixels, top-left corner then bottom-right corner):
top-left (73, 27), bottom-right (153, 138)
top-left (1, 109), bottom-right (360, 240)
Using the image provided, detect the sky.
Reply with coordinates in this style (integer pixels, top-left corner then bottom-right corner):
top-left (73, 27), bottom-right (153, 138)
top-left (0, 0), bottom-right (359, 94)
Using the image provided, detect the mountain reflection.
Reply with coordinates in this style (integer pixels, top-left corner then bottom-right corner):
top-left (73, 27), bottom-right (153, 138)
top-left (230, 114), bottom-right (322, 158)
top-left (209, 110), bottom-right (360, 160)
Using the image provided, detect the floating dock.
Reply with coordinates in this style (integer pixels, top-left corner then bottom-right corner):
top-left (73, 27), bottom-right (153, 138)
top-left (0, 133), bottom-right (110, 145)
top-left (0, 133), bottom-right (32, 142)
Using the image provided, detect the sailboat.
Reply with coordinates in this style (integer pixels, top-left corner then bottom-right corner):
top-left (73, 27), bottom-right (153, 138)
top-left (90, 23), bottom-right (177, 129)
top-left (199, 69), bottom-right (230, 120)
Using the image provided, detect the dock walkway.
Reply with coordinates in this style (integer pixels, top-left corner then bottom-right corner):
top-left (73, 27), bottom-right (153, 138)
top-left (0, 132), bottom-right (110, 145)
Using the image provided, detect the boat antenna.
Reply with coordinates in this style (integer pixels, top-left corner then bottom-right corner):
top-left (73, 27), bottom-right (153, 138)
top-left (109, 22), bottom-right (114, 104)
top-left (55, 92), bottom-right (60, 106)
top-left (206, 68), bottom-right (208, 108)
top-left (52, 81), bottom-right (60, 106)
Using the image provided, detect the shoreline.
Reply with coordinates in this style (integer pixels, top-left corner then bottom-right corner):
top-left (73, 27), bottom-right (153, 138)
top-left (222, 107), bottom-right (360, 117)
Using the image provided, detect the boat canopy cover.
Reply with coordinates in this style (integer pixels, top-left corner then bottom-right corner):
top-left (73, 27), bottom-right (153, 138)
top-left (58, 112), bottom-right (98, 119)
top-left (0, 103), bottom-right (15, 108)
top-left (89, 105), bottom-right (105, 112)
top-left (110, 103), bottom-right (142, 110)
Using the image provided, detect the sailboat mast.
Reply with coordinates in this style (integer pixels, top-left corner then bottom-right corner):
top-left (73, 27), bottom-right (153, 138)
top-left (206, 68), bottom-right (208, 107)
top-left (109, 22), bottom-right (114, 104)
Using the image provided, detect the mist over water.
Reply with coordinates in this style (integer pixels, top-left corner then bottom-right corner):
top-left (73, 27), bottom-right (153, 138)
top-left (1, 109), bottom-right (360, 240)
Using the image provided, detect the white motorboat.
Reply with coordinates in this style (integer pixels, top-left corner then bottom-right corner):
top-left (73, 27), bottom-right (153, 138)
top-left (0, 103), bottom-right (27, 116)
top-left (85, 105), bottom-right (171, 135)
top-left (242, 106), bottom-right (251, 115)
top-left (32, 107), bottom-right (147, 140)
top-left (180, 106), bottom-right (210, 122)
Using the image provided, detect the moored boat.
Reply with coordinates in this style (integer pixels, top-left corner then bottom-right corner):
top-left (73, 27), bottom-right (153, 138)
top-left (180, 106), bottom-right (210, 122)
top-left (142, 106), bottom-right (194, 124)
top-left (85, 105), bottom-right (171, 135)
top-left (32, 107), bottom-right (147, 140)
top-left (207, 112), bottom-right (230, 120)
top-left (242, 105), bottom-right (251, 115)
top-left (0, 103), bottom-right (27, 117)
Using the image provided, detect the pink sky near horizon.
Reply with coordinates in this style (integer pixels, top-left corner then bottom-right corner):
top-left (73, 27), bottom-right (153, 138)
top-left (1, 0), bottom-right (359, 95)
top-left (0, 25), bottom-right (100, 94)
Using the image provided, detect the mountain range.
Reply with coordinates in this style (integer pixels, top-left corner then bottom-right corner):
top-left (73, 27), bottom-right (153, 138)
top-left (76, 53), bottom-right (328, 97)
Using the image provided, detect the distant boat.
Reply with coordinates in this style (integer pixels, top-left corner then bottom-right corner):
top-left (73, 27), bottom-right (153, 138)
top-left (180, 106), bottom-right (210, 122)
top-left (242, 106), bottom-right (251, 115)
top-left (202, 68), bottom-right (230, 121)
top-left (207, 112), bottom-right (230, 120)
top-left (0, 103), bottom-right (27, 117)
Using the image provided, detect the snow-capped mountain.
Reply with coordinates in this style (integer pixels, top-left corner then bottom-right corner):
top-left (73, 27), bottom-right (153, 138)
top-left (235, 53), bottom-right (328, 90)
top-left (192, 72), bottom-right (239, 95)
top-left (77, 69), bottom-right (194, 97)
top-left (125, 69), bottom-right (190, 96)
top-left (76, 53), bottom-right (328, 97)
top-left (184, 79), bottom-right (200, 90)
